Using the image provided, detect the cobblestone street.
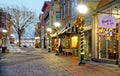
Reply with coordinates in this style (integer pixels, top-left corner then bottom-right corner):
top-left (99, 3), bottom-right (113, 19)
top-left (0, 47), bottom-right (120, 76)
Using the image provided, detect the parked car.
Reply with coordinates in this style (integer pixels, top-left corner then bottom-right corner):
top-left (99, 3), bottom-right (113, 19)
top-left (22, 43), bottom-right (29, 48)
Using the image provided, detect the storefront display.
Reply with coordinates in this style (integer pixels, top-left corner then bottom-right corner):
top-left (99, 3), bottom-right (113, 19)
top-left (98, 17), bottom-right (119, 60)
top-left (71, 36), bottom-right (78, 48)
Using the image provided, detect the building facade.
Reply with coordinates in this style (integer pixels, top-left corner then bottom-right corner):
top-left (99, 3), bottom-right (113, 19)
top-left (0, 8), bottom-right (13, 49)
top-left (39, 0), bottom-right (120, 66)
top-left (50, 0), bottom-right (61, 52)
top-left (39, 14), bottom-right (46, 48)
top-left (57, 0), bottom-right (99, 58)
top-left (34, 22), bottom-right (40, 48)
top-left (59, 0), bottom-right (78, 55)
top-left (41, 1), bottom-right (51, 49)
top-left (92, 0), bottom-right (120, 65)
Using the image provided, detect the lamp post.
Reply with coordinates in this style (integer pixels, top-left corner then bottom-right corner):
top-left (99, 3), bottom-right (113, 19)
top-left (34, 36), bottom-right (40, 48)
top-left (2, 29), bottom-right (7, 45)
top-left (47, 28), bottom-right (52, 52)
top-left (2, 29), bottom-right (7, 53)
top-left (76, 3), bottom-right (88, 65)
top-left (77, 4), bottom-right (88, 14)
top-left (10, 34), bottom-right (15, 44)
top-left (54, 22), bottom-right (60, 55)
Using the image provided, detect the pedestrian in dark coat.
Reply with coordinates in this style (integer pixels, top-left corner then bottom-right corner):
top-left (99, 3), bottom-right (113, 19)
top-left (59, 44), bottom-right (62, 55)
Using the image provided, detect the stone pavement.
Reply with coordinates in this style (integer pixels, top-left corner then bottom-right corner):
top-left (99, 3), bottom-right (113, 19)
top-left (7, 44), bottom-right (26, 53)
top-left (0, 47), bottom-right (120, 76)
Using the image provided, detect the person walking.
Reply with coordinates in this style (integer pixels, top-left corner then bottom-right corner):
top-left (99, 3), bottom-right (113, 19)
top-left (59, 43), bottom-right (63, 55)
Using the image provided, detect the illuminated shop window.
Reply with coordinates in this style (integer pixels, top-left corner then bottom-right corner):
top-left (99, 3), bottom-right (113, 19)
top-left (71, 36), bottom-right (78, 48)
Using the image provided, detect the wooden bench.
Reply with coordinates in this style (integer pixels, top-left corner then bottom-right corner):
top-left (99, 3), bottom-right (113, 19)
top-left (62, 49), bottom-right (73, 56)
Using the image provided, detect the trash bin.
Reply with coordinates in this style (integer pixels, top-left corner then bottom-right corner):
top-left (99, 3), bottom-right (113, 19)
top-left (2, 46), bottom-right (7, 53)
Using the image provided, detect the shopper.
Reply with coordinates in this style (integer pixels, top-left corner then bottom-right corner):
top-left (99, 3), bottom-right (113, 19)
top-left (59, 43), bottom-right (63, 55)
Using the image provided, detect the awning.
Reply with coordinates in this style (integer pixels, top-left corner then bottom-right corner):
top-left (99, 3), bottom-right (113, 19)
top-left (51, 17), bottom-right (92, 37)
top-left (58, 20), bottom-right (92, 35)
top-left (58, 18), bottom-right (76, 35)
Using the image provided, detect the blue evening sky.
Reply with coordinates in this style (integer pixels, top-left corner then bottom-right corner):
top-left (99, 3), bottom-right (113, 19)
top-left (0, 0), bottom-right (51, 39)
top-left (0, 0), bottom-right (51, 17)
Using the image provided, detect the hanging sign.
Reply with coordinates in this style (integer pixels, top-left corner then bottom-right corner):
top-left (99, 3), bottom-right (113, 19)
top-left (99, 16), bottom-right (116, 28)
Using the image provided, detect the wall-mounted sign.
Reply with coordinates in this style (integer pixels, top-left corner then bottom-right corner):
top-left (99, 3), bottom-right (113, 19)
top-left (99, 16), bottom-right (116, 28)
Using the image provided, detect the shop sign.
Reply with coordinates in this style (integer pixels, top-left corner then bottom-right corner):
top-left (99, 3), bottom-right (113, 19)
top-left (99, 16), bottom-right (116, 28)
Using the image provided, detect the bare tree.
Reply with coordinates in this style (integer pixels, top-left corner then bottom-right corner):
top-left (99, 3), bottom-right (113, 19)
top-left (4, 6), bottom-right (35, 47)
top-left (22, 24), bottom-right (34, 38)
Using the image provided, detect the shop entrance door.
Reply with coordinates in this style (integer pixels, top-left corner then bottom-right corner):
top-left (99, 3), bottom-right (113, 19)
top-left (100, 36), bottom-right (106, 58)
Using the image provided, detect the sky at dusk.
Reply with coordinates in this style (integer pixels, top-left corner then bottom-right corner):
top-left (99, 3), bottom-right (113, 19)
top-left (0, 0), bottom-right (51, 39)
top-left (0, 0), bottom-right (51, 17)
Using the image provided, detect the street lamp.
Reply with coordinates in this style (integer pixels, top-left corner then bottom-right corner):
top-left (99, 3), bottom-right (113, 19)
top-left (54, 22), bottom-right (60, 27)
top-left (77, 4), bottom-right (88, 14)
top-left (54, 22), bottom-right (60, 55)
top-left (2, 29), bottom-right (7, 53)
top-left (47, 27), bottom-right (52, 52)
top-left (34, 36), bottom-right (40, 48)
top-left (76, 3), bottom-right (88, 65)
top-left (2, 29), bottom-right (7, 33)
top-left (10, 34), bottom-right (14, 37)
top-left (10, 34), bottom-right (15, 44)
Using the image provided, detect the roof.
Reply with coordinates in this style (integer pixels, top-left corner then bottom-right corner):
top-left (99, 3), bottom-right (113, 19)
top-left (96, 0), bottom-right (113, 9)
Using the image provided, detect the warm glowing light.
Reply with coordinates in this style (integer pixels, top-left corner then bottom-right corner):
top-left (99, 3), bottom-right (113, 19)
top-left (47, 28), bottom-right (52, 32)
top-left (77, 4), bottom-right (88, 14)
top-left (2, 29), bottom-right (7, 33)
top-left (10, 34), bottom-right (15, 38)
top-left (71, 36), bottom-right (78, 48)
top-left (54, 22), bottom-right (60, 27)
top-left (10, 34), bottom-right (14, 36)
top-left (35, 36), bottom-right (40, 39)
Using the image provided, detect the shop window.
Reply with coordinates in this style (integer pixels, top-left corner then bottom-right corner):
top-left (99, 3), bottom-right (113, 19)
top-left (64, 36), bottom-right (69, 48)
top-left (100, 36), bottom-right (106, 58)
top-left (56, 12), bottom-right (60, 21)
top-left (98, 27), bottom-right (118, 59)
top-left (71, 36), bottom-right (78, 48)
